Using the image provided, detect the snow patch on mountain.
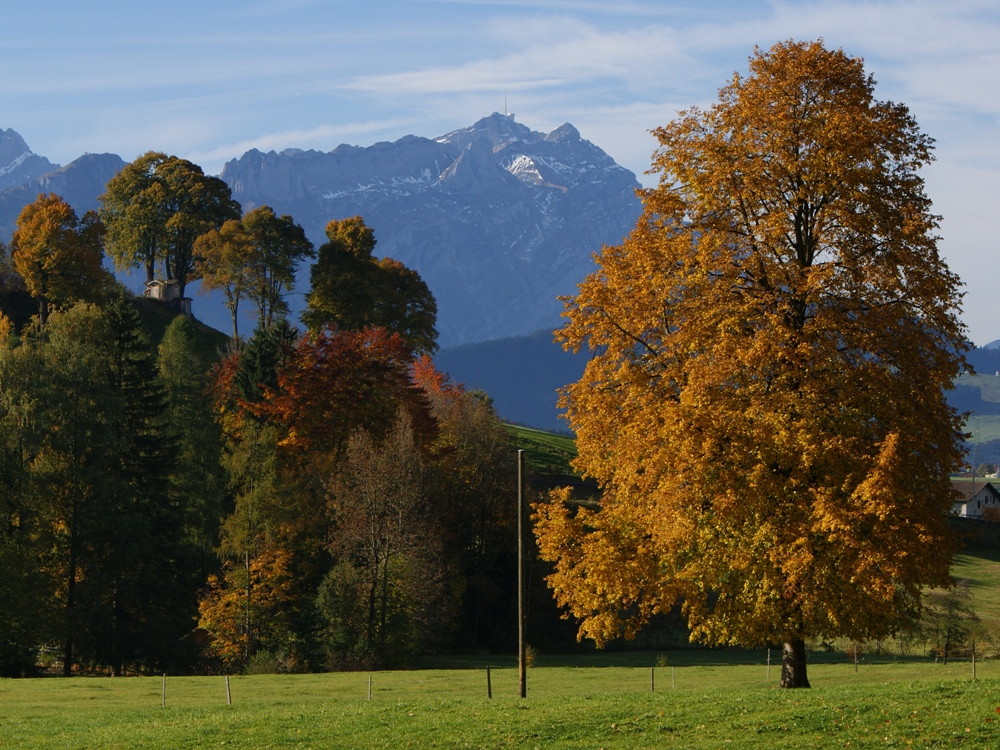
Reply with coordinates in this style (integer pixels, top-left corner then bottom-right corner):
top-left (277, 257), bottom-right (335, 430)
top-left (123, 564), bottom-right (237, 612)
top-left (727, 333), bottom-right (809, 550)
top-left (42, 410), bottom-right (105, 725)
top-left (220, 113), bottom-right (643, 345)
top-left (0, 128), bottom-right (58, 192)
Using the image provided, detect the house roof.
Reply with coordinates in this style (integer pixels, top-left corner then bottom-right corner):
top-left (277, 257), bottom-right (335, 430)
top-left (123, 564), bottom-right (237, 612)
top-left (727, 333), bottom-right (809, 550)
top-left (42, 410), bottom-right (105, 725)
top-left (950, 479), bottom-right (1000, 503)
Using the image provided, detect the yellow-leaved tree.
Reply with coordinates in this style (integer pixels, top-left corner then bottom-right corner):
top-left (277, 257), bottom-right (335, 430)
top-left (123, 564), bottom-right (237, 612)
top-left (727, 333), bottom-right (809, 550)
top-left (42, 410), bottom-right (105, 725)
top-left (534, 40), bottom-right (968, 688)
top-left (10, 193), bottom-right (106, 325)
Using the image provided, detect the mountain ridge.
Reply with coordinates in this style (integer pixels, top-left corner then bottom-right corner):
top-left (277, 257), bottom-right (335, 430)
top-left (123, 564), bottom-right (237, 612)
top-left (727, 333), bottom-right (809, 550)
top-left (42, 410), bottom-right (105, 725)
top-left (219, 113), bottom-right (642, 345)
top-left (0, 117), bottom-right (642, 346)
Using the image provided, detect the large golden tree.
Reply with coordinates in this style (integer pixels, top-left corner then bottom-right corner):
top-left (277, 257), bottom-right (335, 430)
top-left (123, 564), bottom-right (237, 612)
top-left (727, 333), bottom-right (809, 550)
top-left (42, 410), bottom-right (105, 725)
top-left (534, 40), bottom-right (968, 688)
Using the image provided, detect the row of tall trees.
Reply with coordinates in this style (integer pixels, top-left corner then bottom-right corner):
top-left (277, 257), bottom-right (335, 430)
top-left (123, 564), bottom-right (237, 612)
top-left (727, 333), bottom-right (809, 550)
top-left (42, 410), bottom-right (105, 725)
top-left (0, 301), bottom-right (220, 675)
top-left (0, 156), bottom-right (512, 675)
top-left (199, 327), bottom-right (516, 671)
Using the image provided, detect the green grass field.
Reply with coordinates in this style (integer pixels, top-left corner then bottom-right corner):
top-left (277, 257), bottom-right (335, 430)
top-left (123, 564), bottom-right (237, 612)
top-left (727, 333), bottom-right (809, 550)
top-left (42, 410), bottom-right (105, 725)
top-left (2, 658), bottom-right (999, 748)
top-left (505, 423), bottom-right (579, 479)
top-left (5, 424), bottom-right (988, 747)
top-left (964, 415), bottom-right (1000, 446)
top-left (952, 548), bottom-right (1000, 626)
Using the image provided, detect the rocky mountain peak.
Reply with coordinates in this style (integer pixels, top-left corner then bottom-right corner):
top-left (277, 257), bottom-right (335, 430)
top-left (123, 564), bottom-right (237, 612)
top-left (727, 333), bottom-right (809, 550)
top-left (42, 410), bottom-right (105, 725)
top-left (220, 114), bottom-right (642, 346)
top-left (436, 112), bottom-right (536, 151)
top-left (0, 117), bottom-right (642, 348)
top-left (545, 122), bottom-right (581, 143)
top-left (0, 128), bottom-right (58, 192)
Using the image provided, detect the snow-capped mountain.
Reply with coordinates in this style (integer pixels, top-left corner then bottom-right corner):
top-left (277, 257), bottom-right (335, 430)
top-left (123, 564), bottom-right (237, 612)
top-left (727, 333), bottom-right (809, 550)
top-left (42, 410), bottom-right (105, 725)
top-left (221, 113), bottom-right (642, 346)
top-left (0, 129), bottom-right (57, 192)
top-left (0, 116), bottom-right (641, 346)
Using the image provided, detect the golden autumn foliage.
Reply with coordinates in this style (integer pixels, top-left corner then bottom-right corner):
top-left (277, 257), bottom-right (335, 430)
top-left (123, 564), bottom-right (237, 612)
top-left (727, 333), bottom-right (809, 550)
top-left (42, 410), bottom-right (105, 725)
top-left (194, 219), bottom-right (254, 338)
top-left (10, 193), bottom-right (106, 324)
top-left (534, 40), bottom-right (968, 687)
top-left (197, 544), bottom-right (299, 670)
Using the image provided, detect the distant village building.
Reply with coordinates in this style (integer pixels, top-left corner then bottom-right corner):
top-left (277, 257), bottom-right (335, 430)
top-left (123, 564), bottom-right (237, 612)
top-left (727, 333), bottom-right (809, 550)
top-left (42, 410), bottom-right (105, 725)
top-left (144, 279), bottom-right (192, 317)
top-left (950, 479), bottom-right (1000, 519)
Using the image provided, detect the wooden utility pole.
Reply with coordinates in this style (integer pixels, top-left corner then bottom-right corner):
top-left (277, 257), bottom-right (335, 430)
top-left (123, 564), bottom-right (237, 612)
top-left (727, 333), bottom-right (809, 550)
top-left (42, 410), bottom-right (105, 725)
top-left (517, 449), bottom-right (527, 699)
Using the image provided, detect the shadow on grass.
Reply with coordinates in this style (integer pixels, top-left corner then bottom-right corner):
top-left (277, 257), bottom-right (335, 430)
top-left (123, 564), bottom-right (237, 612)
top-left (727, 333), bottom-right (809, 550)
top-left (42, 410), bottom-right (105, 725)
top-left (415, 647), bottom-right (936, 671)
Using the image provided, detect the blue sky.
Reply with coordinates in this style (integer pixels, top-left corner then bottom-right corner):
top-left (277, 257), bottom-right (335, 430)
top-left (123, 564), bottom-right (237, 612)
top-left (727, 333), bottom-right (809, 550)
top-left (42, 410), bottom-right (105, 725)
top-left (3, 0), bottom-right (999, 343)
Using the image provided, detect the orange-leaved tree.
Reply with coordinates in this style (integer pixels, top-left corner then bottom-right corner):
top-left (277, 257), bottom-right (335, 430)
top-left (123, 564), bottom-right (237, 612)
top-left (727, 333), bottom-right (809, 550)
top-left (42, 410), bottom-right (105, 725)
top-left (10, 193), bottom-right (106, 325)
top-left (534, 40), bottom-right (968, 688)
top-left (197, 544), bottom-right (299, 671)
top-left (257, 326), bottom-right (436, 461)
top-left (201, 324), bottom-right (438, 669)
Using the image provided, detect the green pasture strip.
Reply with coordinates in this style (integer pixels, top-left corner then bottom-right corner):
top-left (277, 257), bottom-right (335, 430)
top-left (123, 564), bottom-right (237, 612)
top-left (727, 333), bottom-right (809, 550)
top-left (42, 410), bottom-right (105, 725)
top-left (2, 663), bottom-right (999, 749)
top-left (952, 550), bottom-right (1000, 625)
top-left (505, 424), bottom-right (578, 478)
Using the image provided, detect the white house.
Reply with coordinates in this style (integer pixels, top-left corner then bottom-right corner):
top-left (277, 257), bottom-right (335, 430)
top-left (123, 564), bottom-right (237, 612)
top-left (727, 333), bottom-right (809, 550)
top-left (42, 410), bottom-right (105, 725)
top-left (144, 279), bottom-right (191, 316)
top-left (950, 479), bottom-right (1000, 518)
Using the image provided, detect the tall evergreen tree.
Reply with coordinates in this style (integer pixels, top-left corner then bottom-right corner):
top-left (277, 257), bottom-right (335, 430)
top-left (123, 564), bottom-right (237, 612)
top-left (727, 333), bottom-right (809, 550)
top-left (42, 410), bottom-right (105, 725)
top-left (99, 294), bottom-right (188, 674)
top-left (158, 314), bottom-right (227, 583)
top-left (0, 326), bottom-right (52, 675)
top-left (25, 305), bottom-right (122, 675)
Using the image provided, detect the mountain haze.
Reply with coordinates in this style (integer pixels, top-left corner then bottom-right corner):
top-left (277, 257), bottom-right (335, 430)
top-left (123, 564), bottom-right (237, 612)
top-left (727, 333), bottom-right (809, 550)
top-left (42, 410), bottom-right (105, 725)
top-left (0, 152), bottom-right (126, 240)
top-left (0, 117), bottom-right (641, 347)
top-left (221, 113), bottom-right (642, 346)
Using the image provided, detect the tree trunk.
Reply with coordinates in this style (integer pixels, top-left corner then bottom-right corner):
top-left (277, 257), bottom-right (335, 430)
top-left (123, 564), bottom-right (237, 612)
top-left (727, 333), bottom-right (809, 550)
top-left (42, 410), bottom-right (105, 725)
top-left (63, 536), bottom-right (76, 677)
top-left (779, 639), bottom-right (811, 688)
top-left (111, 585), bottom-right (123, 678)
top-left (62, 494), bottom-right (81, 678)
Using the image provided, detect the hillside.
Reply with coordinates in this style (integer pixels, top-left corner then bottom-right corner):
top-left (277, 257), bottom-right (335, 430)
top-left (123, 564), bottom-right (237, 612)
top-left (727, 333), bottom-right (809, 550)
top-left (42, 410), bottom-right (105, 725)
top-left (949, 518), bottom-right (1000, 626)
top-left (130, 297), bottom-right (230, 367)
top-left (950, 350), bottom-right (1000, 466)
top-left (505, 423), bottom-right (598, 499)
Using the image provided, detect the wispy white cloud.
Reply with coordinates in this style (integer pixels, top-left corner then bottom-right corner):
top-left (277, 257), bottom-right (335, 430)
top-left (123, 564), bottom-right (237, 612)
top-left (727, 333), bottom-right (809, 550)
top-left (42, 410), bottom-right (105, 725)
top-left (4, 0), bottom-right (999, 341)
top-left (345, 17), bottom-right (698, 99)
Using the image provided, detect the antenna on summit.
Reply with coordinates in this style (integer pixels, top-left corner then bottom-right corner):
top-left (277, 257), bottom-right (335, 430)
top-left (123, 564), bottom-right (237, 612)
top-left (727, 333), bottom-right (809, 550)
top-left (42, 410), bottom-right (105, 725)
top-left (504, 91), bottom-right (514, 120)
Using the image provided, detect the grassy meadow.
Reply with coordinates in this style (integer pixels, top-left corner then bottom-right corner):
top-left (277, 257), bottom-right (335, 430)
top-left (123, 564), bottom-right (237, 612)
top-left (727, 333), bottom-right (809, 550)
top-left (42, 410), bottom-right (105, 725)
top-left (2, 656), bottom-right (999, 748)
top-left (5, 427), bottom-right (998, 747)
